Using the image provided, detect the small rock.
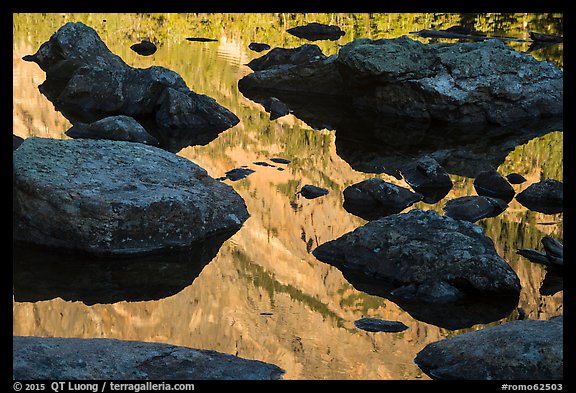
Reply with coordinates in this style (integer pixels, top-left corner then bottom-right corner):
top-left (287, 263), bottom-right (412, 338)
top-left (299, 184), bottom-right (329, 199)
top-left (443, 195), bottom-right (508, 222)
top-left (253, 161), bottom-right (275, 167)
top-left (130, 40), bottom-right (157, 56)
top-left (270, 157), bottom-right (291, 164)
top-left (186, 37), bottom-right (218, 42)
top-left (224, 167), bottom-right (255, 181)
top-left (287, 22), bottom-right (346, 41)
top-left (65, 115), bottom-right (159, 146)
top-left (473, 169), bottom-right (515, 202)
top-left (400, 156), bottom-right (453, 203)
top-left (249, 42), bottom-right (271, 52)
top-left (506, 173), bottom-right (527, 184)
top-left (354, 318), bottom-right (408, 333)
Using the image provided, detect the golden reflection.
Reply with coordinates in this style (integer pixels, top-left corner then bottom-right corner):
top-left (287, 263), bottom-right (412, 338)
top-left (13, 13), bottom-right (562, 380)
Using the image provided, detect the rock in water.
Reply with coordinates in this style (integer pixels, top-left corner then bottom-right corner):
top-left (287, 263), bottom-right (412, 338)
top-left (65, 115), bottom-right (159, 146)
top-left (299, 184), bottom-right (329, 199)
top-left (313, 209), bottom-right (521, 300)
top-left (443, 195), bottom-right (508, 222)
top-left (343, 178), bottom-right (423, 220)
top-left (13, 137), bottom-right (250, 255)
top-left (287, 22), bottom-right (346, 41)
top-left (515, 179), bottom-right (563, 214)
top-left (506, 173), bottom-right (527, 184)
top-left (23, 22), bottom-right (239, 152)
top-left (13, 336), bottom-right (284, 380)
top-left (130, 40), bottom-right (157, 56)
top-left (400, 156), bottom-right (453, 203)
top-left (473, 169), bottom-right (515, 202)
top-left (354, 318), bottom-right (408, 333)
top-left (248, 42), bottom-right (271, 52)
top-left (414, 317), bottom-right (563, 380)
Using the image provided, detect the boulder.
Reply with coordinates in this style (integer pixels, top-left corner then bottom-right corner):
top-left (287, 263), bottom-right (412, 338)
top-left (343, 178), bottom-right (423, 220)
top-left (473, 169), bottom-right (515, 202)
top-left (313, 209), bottom-right (521, 300)
top-left (517, 236), bottom-right (563, 268)
top-left (414, 317), bottom-right (563, 380)
top-left (130, 40), bottom-right (157, 56)
top-left (23, 22), bottom-right (239, 152)
top-left (65, 115), bottom-right (159, 146)
top-left (515, 179), bottom-right (563, 214)
top-left (13, 336), bottom-right (284, 380)
top-left (240, 36), bottom-right (562, 125)
top-left (287, 22), bottom-right (345, 41)
top-left (400, 156), bottom-right (453, 203)
top-left (443, 195), bottom-right (508, 222)
top-left (248, 42), bottom-right (271, 52)
top-left (13, 137), bottom-right (249, 255)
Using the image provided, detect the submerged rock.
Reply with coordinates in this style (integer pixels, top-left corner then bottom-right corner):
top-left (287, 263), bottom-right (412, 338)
top-left (354, 318), bottom-right (408, 333)
top-left (65, 115), bottom-right (159, 146)
top-left (443, 195), bottom-right (508, 222)
top-left (313, 209), bottom-right (521, 301)
top-left (343, 178), bottom-right (423, 220)
top-left (414, 317), bottom-right (563, 380)
top-left (13, 336), bottom-right (284, 380)
top-left (298, 184), bottom-right (329, 199)
top-left (13, 137), bottom-right (249, 255)
top-left (23, 22), bottom-right (239, 152)
top-left (287, 22), bottom-right (346, 41)
top-left (515, 179), bottom-right (563, 214)
top-left (473, 169), bottom-right (515, 202)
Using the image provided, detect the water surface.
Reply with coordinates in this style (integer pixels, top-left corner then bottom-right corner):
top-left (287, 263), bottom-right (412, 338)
top-left (13, 13), bottom-right (563, 380)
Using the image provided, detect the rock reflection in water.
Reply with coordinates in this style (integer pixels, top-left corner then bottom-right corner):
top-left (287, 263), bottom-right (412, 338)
top-left (238, 89), bottom-right (562, 179)
top-left (336, 268), bottom-right (519, 330)
top-left (13, 231), bottom-right (235, 305)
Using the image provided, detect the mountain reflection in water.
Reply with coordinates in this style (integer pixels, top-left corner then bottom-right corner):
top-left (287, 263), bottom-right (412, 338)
top-left (13, 13), bottom-right (563, 380)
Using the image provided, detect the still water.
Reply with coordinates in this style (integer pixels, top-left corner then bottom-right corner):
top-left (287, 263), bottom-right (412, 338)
top-left (13, 13), bottom-right (563, 380)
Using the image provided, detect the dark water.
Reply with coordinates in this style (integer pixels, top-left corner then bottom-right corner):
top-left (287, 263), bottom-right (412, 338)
top-left (13, 13), bottom-right (563, 380)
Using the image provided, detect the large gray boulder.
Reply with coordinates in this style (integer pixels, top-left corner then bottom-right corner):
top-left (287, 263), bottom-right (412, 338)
top-left (13, 336), bottom-right (284, 380)
top-left (313, 209), bottom-right (521, 300)
top-left (414, 316), bottom-right (563, 380)
top-left (23, 22), bottom-right (239, 151)
top-left (240, 36), bottom-right (562, 125)
top-left (13, 137), bottom-right (249, 255)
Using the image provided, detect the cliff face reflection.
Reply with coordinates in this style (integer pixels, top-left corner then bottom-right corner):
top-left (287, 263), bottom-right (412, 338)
top-left (13, 13), bottom-right (563, 380)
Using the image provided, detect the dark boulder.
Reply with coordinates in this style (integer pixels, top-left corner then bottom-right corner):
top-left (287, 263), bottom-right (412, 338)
top-left (354, 318), bottom-right (408, 333)
top-left (343, 178), bottom-right (423, 220)
top-left (65, 115), bottom-right (159, 146)
top-left (223, 167), bottom-right (255, 181)
top-left (23, 22), bottom-right (239, 152)
top-left (13, 336), bottom-right (284, 380)
top-left (443, 195), bottom-right (508, 222)
top-left (517, 236), bottom-right (563, 268)
top-left (400, 156), bottom-right (453, 203)
top-left (313, 209), bottom-right (521, 300)
top-left (415, 317), bottom-right (563, 380)
top-left (473, 169), bottom-right (515, 202)
top-left (299, 184), bottom-right (329, 199)
top-left (515, 179), bottom-right (563, 214)
top-left (287, 22), bottom-right (346, 41)
top-left (270, 157), bottom-right (291, 164)
top-left (130, 40), bottom-right (157, 56)
top-left (260, 97), bottom-right (291, 120)
top-left (13, 137), bottom-right (250, 255)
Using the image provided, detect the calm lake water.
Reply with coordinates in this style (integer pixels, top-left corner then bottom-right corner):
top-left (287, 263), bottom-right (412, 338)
top-left (13, 13), bottom-right (563, 380)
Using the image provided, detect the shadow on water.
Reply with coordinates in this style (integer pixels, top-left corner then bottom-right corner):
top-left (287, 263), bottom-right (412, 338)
top-left (337, 268), bottom-right (519, 331)
top-left (13, 231), bottom-right (236, 306)
top-left (239, 89), bottom-right (563, 179)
